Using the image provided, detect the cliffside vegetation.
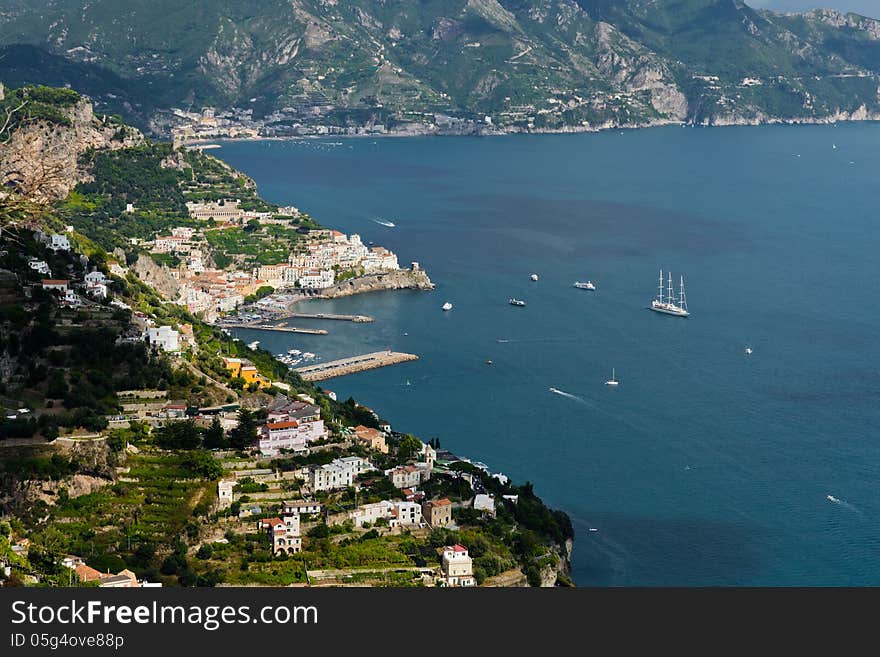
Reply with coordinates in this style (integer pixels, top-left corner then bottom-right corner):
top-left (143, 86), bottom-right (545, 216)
top-left (0, 2), bottom-right (878, 132)
top-left (0, 87), bottom-right (574, 587)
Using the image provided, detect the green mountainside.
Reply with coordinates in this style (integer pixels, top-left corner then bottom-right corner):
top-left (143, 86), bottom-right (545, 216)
top-left (0, 1), bottom-right (878, 134)
top-left (0, 87), bottom-right (574, 587)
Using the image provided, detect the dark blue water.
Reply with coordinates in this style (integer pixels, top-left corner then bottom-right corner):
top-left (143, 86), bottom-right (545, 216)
top-left (214, 125), bottom-right (880, 585)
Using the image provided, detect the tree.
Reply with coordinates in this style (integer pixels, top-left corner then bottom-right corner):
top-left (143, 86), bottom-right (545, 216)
top-left (228, 408), bottom-right (257, 450)
top-left (203, 416), bottom-right (227, 449)
top-left (155, 419), bottom-right (201, 450)
top-left (396, 434), bottom-right (422, 464)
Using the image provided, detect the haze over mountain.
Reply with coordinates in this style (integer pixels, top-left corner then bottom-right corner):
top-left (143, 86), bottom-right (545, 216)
top-left (1, 0), bottom-right (879, 134)
top-left (750, 1), bottom-right (877, 19)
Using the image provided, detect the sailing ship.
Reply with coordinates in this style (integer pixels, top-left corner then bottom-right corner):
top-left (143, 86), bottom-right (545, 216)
top-left (605, 368), bottom-right (619, 386)
top-left (573, 281), bottom-right (596, 290)
top-left (650, 270), bottom-right (689, 317)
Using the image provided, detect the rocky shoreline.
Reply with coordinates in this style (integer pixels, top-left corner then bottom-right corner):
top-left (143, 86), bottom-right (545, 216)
top-left (187, 109), bottom-right (880, 149)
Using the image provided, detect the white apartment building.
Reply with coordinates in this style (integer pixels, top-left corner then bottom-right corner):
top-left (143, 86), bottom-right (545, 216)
top-left (309, 457), bottom-right (371, 492)
top-left (298, 269), bottom-right (335, 290)
top-left (146, 326), bottom-right (180, 352)
top-left (441, 545), bottom-right (476, 587)
top-left (391, 501), bottom-right (422, 527)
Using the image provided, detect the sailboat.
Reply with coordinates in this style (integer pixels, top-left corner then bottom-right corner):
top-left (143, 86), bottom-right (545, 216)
top-left (605, 368), bottom-right (619, 386)
top-left (650, 270), bottom-right (689, 317)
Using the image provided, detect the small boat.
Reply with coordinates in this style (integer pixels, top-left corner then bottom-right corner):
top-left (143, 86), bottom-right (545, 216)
top-left (745, 347), bottom-right (753, 355)
top-left (530, 273), bottom-right (539, 282)
top-left (485, 360), bottom-right (493, 365)
top-left (288, 349), bottom-right (301, 355)
top-left (588, 528), bottom-right (599, 532)
top-left (508, 298), bottom-right (526, 307)
top-left (605, 368), bottom-right (619, 386)
top-left (405, 379), bottom-right (411, 386)
top-left (302, 352), bottom-right (316, 359)
top-left (247, 340), bottom-right (260, 349)
top-left (574, 281), bottom-right (596, 290)
top-left (442, 302), bottom-right (453, 311)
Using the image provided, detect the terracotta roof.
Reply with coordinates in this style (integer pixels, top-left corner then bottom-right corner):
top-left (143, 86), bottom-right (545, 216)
top-left (41, 279), bottom-right (69, 285)
top-left (267, 421), bottom-right (299, 430)
top-left (428, 498), bottom-right (451, 507)
top-left (75, 564), bottom-right (104, 582)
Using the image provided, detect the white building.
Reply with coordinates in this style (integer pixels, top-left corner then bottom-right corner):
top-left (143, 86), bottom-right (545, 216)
top-left (351, 501), bottom-right (393, 528)
top-left (281, 500), bottom-right (323, 516)
top-left (386, 465), bottom-right (422, 490)
top-left (473, 494), bottom-right (496, 517)
top-left (309, 457), bottom-right (371, 492)
top-left (217, 480), bottom-right (235, 509)
top-left (146, 326), bottom-right (180, 352)
top-left (441, 544), bottom-right (476, 587)
top-left (28, 259), bottom-right (50, 275)
top-left (86, 282), bottom-right (108, 299)
top-left (185, 199), bottom-right (244, 222)
top-left (84, 271), bottom-right (106, 285)
top-left (298, 268), bottom-right (335, 290)
top-left (41, 279), bottom-right (69, 293)
top-left (391, 501), bottom-right (422, 527)
top-left (48, 234), bottom-right (71, 252)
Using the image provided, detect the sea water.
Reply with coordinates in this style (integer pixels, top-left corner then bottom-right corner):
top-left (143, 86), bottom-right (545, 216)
top-left (216, 124), bottom-right (880, 585)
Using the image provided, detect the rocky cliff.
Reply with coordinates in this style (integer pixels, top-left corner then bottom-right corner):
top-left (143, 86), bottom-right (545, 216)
top-left (299, 268), bottom-right (434, 301)
top-left (0, 94), bottom-right (143, 202)
top-left (132, 253), bottom-right (180, 300)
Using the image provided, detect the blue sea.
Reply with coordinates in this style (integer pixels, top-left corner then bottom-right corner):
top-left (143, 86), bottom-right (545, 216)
top-left (214, 124), bottom-right (880, 586)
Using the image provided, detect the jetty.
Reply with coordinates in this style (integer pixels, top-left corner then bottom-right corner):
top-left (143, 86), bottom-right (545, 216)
top-left (219, 322), bottom-right (328, 335)
top-left (294, 351), bottom-right (418, 381)
top-left (283, 313), bottom-right (374, 323)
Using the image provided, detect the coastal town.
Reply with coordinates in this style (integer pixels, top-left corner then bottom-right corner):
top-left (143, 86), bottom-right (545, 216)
top-left (0, 85), bottom-right (573, 589)
top-left (143, 198), bottom-right (405, 322)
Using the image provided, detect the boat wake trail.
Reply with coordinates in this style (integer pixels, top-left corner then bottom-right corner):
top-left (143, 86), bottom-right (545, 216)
top-left (826, 494), bottom-right (862, 514)
top-left (549, 387), bottom-right (588, 404)
top-left (372, 218), bottom-right (396, 228)
top-left (497, 337), bottom-right (577, 344)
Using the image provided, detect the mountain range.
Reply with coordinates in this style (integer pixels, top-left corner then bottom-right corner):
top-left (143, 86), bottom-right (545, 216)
top-left (1, 0), bottom-right (879, 135)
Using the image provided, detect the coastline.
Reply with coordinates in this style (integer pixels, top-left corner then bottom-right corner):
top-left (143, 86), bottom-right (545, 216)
top-left (179, 110), bottom-right (880, 148)
top-left (233, 267), bottom-right (434, 320)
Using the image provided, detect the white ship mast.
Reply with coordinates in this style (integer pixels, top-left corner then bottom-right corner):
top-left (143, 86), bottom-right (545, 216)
top-left (679, 276), bottom-right (687, 312)
top-left (657, 269), bottom-right (664, 304)
top-left (667, 272), bottom-right (674, 305)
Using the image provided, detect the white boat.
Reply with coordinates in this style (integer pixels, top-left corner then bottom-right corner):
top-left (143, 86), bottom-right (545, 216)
top-left (302, 352), bottom-right (316, 359)
top-left (247, 340), bottom-right (260, 349)
top-left (605, 368), bottom-right (619, 386)
top-left (288, 349), bottom-right (301, 355)
top-left (745, 347), bottom-right (753, 355)
top-left (442, 302), bottom-right (453, 311)
top-left (574, 281), bottom-right (596, 290)
top-left (508, 298), bottom-right (526, 307)
top-left (650, 270), bottom-right (689, 317)
top-left (530, 273), bottom-right (539, 281)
